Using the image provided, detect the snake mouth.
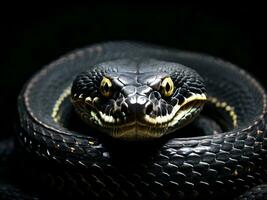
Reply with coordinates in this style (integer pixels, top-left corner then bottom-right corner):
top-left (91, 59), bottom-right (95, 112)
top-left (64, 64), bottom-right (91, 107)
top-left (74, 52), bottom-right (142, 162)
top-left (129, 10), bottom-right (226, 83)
top-left (112, 95), bottom-right (206, 139)
top-left (72, 92), bottom-right (206, 140)
top-left (143, 93), bottom-right (207, 126)
top-left (90, 93), bottom-right (207, 139)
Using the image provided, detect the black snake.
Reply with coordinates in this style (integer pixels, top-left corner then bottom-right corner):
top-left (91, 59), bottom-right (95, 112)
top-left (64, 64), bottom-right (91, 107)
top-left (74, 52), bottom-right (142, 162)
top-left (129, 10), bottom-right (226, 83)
top-left (1, 42), bottom-right (267, 199)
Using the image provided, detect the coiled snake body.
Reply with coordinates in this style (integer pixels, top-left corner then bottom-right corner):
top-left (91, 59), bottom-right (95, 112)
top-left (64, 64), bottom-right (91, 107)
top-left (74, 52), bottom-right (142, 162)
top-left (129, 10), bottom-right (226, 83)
top-left (3, 42), bottom-right (267, 199)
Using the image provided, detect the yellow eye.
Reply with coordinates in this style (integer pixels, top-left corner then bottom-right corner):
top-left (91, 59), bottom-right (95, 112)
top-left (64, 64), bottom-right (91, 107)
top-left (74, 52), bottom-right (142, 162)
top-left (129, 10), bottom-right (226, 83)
top-left (100, 77), bottom-right (113, 97)
top-left (161, 77), bottom-right (174, 97)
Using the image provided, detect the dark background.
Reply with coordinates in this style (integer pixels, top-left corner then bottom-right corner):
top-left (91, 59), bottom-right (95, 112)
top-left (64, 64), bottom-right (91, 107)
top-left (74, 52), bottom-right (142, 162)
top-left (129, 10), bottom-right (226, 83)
top-left (0, 4), bottom-right (266, 136)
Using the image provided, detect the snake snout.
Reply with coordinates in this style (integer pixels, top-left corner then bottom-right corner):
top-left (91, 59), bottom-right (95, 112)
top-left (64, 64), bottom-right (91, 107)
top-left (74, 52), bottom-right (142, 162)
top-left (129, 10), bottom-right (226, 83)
top-left (123, 94), bottom-right (150, 119)
top-left (122, 92), bottom-right (172, 125)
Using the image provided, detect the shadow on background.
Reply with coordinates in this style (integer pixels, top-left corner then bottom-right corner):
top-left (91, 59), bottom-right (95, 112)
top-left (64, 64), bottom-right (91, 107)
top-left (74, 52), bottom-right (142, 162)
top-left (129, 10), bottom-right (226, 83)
top-left (0, 4), bottom-right (266, 138)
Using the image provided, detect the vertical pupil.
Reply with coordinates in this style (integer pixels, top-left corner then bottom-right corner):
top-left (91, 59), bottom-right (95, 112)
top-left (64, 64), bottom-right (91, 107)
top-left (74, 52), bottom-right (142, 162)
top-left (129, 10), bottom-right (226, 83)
top-left (166, 82), bottom-right (170, 92)
top-left (104, 82), bottom-right (109, 92)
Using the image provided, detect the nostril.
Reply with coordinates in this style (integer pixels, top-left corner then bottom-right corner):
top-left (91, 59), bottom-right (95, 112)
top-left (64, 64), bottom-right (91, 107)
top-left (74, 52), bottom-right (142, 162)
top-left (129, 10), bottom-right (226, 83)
top-left (145, 103), bottom-right (154, 116)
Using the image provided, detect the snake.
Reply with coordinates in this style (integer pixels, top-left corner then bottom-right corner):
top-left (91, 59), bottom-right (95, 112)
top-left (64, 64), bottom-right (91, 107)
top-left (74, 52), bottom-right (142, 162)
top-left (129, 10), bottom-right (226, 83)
top-left (2, 41), bottom-right (267, 199)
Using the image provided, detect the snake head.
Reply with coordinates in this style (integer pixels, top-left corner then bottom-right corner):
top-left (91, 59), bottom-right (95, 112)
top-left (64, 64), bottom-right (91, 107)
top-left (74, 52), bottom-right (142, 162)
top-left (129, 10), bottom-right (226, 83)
top-left (71, 58), bottom-right (207, 140)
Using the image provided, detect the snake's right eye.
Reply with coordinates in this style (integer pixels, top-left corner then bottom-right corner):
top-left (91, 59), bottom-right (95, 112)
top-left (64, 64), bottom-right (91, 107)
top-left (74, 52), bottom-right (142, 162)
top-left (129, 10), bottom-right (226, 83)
top-left (161, 77), bottom-right (174, 97)
top-left (100, 77), bottom-right (113, 97)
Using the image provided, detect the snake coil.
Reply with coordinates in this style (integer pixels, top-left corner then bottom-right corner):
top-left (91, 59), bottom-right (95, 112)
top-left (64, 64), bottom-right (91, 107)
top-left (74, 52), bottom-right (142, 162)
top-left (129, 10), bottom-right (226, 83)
top-left (14, 42), bottom-right (267, 199)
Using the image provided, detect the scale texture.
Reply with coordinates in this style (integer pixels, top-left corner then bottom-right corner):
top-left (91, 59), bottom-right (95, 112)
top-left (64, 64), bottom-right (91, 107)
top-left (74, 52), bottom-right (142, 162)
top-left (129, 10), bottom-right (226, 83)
top-left (8, 42), bottom-right (267, 199)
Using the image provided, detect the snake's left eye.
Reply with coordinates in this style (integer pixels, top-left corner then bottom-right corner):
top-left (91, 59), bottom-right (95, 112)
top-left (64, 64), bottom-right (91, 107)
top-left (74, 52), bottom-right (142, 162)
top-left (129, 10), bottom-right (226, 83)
top-left (161, 77), bottom-right (174, 97)
top-left (100, 77), bottom-right (113, 97)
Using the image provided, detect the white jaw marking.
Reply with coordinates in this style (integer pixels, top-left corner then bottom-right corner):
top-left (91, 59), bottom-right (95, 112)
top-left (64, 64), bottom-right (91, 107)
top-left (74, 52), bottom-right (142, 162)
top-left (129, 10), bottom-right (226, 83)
top-left (144, 93), bottom-right (206, 125)
top-left (99, 111), bottom-right (117, 123)
top-left (91, 93), bottom-right (206, 128)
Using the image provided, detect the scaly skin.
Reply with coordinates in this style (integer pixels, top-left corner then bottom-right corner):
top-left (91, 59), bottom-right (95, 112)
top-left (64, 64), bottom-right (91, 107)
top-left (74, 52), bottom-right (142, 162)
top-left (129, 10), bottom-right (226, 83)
top-left (10, 42), bottom-right (267, 199)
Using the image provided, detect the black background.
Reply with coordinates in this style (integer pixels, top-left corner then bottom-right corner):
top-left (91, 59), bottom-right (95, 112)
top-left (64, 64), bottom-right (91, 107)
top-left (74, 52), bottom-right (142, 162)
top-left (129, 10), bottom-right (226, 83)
top-left (1, 4), bottom-right (266, 137)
